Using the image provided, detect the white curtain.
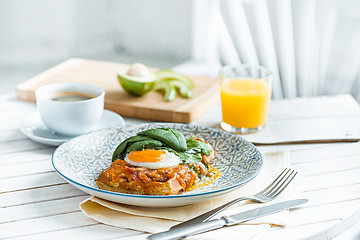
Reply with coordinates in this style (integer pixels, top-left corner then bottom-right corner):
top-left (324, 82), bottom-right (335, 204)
top-left (174, 0), bottom-right (360, 100)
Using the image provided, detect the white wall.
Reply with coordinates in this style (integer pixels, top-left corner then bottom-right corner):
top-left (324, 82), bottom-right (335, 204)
top-left (111, 0), bottom-right (192, 60)
top-left (0, 0), bottom-right (192, 92)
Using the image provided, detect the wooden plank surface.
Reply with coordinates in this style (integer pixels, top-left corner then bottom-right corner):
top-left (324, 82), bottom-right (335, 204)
top-left (16, 58), bottom-right (220, 123)
top-left (1, 93), bottom-right (360, 239)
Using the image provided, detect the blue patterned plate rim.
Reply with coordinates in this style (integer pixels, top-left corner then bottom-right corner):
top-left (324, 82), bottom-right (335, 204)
top-left (52, 122), bottom-right (263, 199)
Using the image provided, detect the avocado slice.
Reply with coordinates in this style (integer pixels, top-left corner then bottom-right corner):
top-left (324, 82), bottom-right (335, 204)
top-left (153, 80), bottom-right (177, 102)
top-left (155, 69), bottom-right (194, 88)
top-left (168, 79), bottom-right (192, 98)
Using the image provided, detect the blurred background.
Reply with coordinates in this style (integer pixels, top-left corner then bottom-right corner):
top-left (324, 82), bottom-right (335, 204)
top-left (0, 0), bottom-right (360, 101)
top-left (0, 0), bottom-right (192, 94)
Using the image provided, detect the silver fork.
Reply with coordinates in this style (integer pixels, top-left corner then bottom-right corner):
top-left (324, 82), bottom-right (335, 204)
top-left (171, 168), bottom-right (298, 229)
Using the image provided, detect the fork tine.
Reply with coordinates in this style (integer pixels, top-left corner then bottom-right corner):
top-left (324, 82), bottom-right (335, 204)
top-left (258, 168), bottom-right (290, 195)
top-left (262, 168), bottom-right (292, 195)
top-left (267, 169), bottom-right (298, 198)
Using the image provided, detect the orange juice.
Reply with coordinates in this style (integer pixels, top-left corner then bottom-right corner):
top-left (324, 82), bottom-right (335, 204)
top-left (220, 78), bottom-right (271, 129)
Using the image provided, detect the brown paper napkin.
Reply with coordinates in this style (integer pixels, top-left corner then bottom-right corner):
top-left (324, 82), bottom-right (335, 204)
top-left (80, 151), bottom-right (305, 239)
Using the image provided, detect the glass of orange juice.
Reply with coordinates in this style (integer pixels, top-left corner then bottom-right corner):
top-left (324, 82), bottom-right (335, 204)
top-left (219, 65), bottom-right (272, 134)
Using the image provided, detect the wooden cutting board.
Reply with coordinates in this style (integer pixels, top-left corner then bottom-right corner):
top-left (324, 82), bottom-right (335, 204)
top-left (16, 58), bottom-right (220, 123)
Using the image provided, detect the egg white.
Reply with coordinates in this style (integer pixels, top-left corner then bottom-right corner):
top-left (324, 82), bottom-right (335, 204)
top-left (124, 150), bottom-right (180, 169)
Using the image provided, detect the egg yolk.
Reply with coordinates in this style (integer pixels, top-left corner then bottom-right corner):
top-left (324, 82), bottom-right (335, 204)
top-left (127, 149), bottom-right (167, 163)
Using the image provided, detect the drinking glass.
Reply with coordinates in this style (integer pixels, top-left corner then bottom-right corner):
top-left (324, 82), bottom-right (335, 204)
top-left (219, 65), bottom-right (272, 134)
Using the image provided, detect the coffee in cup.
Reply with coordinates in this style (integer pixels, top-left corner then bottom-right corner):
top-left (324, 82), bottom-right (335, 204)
top-left (35, 82), bottom-right (105, 136)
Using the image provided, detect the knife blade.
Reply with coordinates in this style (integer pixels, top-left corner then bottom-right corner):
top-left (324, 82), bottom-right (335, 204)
top-left (147, 198), bottom-right (308, 240)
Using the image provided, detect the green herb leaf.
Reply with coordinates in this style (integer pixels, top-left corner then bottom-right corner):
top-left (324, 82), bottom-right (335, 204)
top-left (186, 138), bottom-right (211, 156)
top-left (112, 135), bottom-right (156, 161)
top-left (155, 146), bottom-right (203, 164)
top-left (138, 128), bottom-right (187, 151)
top-left (112, 128), bottom-right (205, 163)
top-left (181, 152), bottom-right (203, 163)
top-left (126, 139), bottom-right (163, 153)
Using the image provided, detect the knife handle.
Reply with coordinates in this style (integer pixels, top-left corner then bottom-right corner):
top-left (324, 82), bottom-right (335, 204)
top-left (147, 219), bottom-right (225, 240)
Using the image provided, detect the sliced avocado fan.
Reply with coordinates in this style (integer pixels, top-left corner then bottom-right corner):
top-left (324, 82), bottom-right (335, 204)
top-left (118, 64), bottom-right (194, 101)
top-left (153, 80), bottom-right (177, 102)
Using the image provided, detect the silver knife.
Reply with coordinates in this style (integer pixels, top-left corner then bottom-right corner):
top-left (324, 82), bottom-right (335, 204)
top-left (147, 198), bottom-right (308, 240)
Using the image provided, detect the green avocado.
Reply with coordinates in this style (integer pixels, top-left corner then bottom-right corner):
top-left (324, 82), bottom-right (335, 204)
top-left (118, 73), bottom-right (157, 96)
top-left (153, 80), bottom-right (177, 102)
top-left (117, 64), bottom-right (194, 101)
top-left (155, 69), bottom-right (194, 88)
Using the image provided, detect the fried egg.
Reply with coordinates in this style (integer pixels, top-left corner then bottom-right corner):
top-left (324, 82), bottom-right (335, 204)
top-left (124, 149), bottom-right (180, 169)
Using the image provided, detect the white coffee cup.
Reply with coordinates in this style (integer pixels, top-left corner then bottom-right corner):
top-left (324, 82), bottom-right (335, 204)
top-left (35, 82), bottom-right (105, 136)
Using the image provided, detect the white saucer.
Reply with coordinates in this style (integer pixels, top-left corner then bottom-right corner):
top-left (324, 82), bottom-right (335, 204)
top-left (20, 110), bottom-right (125, 146)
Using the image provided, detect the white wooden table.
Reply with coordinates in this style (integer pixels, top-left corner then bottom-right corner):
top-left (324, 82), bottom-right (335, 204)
top-left (1, 92), bottom-right (360, 240)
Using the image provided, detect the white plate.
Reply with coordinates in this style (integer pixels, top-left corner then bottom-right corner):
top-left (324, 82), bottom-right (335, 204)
top-left (52, 123), bottom-right (263, 207)
top-left (20, 110), bottom-right (125, 146)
